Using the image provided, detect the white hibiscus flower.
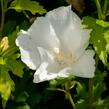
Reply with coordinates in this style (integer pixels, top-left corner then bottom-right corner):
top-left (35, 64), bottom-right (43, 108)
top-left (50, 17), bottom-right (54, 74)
top-left (16, 5), bottom-right (95, 83)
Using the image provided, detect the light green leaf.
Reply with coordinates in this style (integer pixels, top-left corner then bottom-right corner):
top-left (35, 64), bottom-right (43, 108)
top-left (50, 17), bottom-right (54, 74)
top-left (0, 32), bottom-right (25, 108)
top-left (0, 37), bottom-right (9, 53)
top-left (9, 0), bottom-right (46, 15)
top-left (104, 30), bottom-right (109, 53)
top-left (82, 16), bottom-right (109, 65)
top-left (0, 36), bottom-right (25, 78)
top-left (0, 57), bottom-right (5, 65)
top-left (0, 66), bottom-right (15, 108)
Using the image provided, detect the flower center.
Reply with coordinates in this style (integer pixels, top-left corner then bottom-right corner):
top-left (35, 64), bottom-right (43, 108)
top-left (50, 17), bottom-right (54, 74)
top-left (54, 48), bottom-right (74, 68)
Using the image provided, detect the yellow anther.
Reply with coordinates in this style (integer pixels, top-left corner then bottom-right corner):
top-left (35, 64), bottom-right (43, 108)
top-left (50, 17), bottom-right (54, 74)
top-left (54, 48), bottom-right (73, 68)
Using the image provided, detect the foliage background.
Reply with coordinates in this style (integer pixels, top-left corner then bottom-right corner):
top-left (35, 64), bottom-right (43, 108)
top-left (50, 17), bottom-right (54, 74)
top-left (0, 0), bottom-right (109, 109)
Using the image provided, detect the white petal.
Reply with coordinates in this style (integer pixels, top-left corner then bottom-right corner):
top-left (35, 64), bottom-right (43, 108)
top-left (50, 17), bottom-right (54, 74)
top-left (16, 30), bottom-right (40, 70)
top-left (46, 5), bottom-right (90, 58)
top-left (46, 5), bottom-right (81, 37)
top-left (37, 47), bottom-right (54, 62)
top-left (33, 62), bottom-right (58, 83)
top-left (28, 17), bottom-right (60, 51)
top-left (33, 49), bottom-right (95, 83)
top-left (33, 47), bottom-right (63, 83)
top-left (71, 50), bottom-right (95, 78)
top-left (74, 29), bottom-right (91, 59)
top-left (33, 47), bottom-right (69, 83)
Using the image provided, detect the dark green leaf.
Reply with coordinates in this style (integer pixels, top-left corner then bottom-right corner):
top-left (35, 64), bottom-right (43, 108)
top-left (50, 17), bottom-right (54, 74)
top-left (15, 91), bottom-right (29, 102)
top-left (16, 104), bottom-right (30, 109)
top-left (6, 59), bottom-right (25, 78)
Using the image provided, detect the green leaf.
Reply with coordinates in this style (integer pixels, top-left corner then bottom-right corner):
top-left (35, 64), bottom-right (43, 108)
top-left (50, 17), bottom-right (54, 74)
top-left (93, 70), bottom-right (107, 101)
top-left (0, 37), bottom-right (9, 53)
top-left (0, 32), bottom-right (25, 108)
top-left (75, 81), bottom-right (88, 109)
top-left (49, 76), bottom-right (75, 87)
top-left (6, 58), bottom-right (25, 78)
top-left (0, 36), bottom-right (25, 78)
top-left (15, 91), bottom-right (29, 102)
top-left (0, 47), bottom-right (24, 78)
top-left (28, 93), bottom-right (41, 105)
top-left (4, 20), bottom-right (17, 35)
top-left (76, 99), bottom-right (88, 109)
top-left (104, 30), bottom-right (109, 53)
top-left (8, 27), bottom-right (19, 46)
top-left (0, 66), bottom-right (15, 108)
top-left (76, 82), bottom-right (87, 98)
top-left (16, 104), bottom-right (30, 109)
top-left (94, 98), bottom-right (109, 109)
top-left (9, 0), bottom-right (46, 15)
top-left (0, 57), bottom-right (5, 65)
top-left (82, 16), bottom-right (109, 65)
